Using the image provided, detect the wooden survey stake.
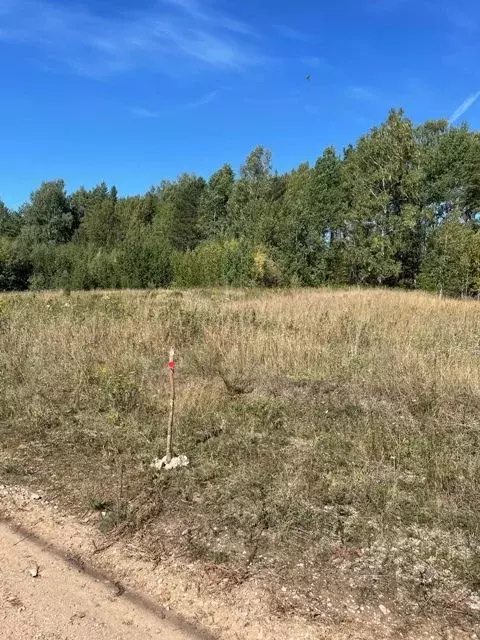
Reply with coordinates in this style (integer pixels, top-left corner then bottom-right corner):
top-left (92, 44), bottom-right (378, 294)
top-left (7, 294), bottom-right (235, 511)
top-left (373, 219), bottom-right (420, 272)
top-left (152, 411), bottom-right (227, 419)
top-left (165, 347), bottom-right (176, 464)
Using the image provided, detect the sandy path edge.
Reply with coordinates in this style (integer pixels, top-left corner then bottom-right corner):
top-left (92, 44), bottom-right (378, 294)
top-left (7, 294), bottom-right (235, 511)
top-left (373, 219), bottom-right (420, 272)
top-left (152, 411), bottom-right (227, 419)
top-left (0, 516), bottom-right (206, 640)
top-left (1, 484), bottom-right (476, 640)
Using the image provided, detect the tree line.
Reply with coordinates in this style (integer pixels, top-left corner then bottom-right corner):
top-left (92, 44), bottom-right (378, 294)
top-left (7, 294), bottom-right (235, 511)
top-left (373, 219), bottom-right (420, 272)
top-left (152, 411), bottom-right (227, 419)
top-left (1, 109), bottom-right (480, 296)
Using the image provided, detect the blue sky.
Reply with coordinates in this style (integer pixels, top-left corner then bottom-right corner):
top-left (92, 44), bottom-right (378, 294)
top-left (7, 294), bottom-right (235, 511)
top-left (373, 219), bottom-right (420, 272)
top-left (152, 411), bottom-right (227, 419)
top-left (0, 0), bottom-right (479, 208)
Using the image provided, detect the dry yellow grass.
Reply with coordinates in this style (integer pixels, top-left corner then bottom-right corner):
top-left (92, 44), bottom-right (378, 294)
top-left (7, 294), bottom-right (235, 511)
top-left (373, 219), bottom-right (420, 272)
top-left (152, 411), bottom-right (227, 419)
top-left (1, 287), bottom-right (480, 627)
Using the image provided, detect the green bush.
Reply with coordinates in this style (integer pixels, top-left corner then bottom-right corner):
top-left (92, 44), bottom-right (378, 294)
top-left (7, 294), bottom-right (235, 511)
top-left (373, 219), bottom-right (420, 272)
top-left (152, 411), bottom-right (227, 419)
top-left (419, 218), bottom-right (480, 297)
top-left (119, 224), bottom-right (172, 289)
top-left (173, 242), bottom-right (226, 287)
top-left (26, 243), bottom-right (124, 291)
top-left (172, 240), bottom-right (256, 287)
top-left (0, 236), bottom-right (29, 291)
top-left (221, 239), bottom-right (255, 287)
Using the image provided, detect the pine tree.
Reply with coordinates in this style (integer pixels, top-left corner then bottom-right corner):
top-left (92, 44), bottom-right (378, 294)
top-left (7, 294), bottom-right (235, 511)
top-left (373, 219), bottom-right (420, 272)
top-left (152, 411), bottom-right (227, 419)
top-left (165, 174), bottom-right (206, 251)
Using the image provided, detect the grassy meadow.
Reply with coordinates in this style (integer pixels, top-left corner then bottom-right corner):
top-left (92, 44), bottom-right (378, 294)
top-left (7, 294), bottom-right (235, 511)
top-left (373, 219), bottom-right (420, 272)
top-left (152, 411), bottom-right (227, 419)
top-left (1, 287), bottom-right (480, 624)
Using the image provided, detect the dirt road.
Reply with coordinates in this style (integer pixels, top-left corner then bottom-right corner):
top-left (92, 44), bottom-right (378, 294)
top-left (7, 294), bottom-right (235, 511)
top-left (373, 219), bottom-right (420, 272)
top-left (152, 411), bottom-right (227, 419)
top-left (0, 519), bottom-right (199, 640)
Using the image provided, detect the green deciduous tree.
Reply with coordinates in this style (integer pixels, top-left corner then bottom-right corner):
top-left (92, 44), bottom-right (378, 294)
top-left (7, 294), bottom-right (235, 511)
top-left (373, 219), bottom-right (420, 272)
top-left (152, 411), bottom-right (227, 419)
top-left (78, 183), bottom-right (121, 247)
top-left (341, 110), bottom-right (423, 285)
top-left (419, 216), bottom-right (480, 297)
top-left (22, 180), bottom-right (80, 244)
top-left (198, 164), bottom-right (235, 239)
top-left (0, 200), bottom-right (22, 238)
top-left (226, 146), bottom-right (275, 239)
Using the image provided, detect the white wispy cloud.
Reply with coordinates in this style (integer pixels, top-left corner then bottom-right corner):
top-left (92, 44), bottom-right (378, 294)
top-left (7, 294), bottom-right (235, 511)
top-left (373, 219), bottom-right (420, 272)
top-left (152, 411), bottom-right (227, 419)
top-left (162, 0), bottom-right (255, 36)
top-left (449, 90), bottom-right (480, 123)
top-left (130, 89), bottom-right (220, 118)
top-left (187, 89), bottom-right (219, 108)
top-left (162, 0), bottom-right (202, 13)
top-left (130, 107), bottom-right (161, 119)
top-left (273, 24), bottom-right (311, 41)
top-left (0, 0), bottom-right (260, 77)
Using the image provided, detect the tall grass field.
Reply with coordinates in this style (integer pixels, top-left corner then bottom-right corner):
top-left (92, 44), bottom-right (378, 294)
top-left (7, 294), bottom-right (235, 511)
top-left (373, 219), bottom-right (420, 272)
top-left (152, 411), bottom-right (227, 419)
top-left (1, 287), bottom-right (479, 627)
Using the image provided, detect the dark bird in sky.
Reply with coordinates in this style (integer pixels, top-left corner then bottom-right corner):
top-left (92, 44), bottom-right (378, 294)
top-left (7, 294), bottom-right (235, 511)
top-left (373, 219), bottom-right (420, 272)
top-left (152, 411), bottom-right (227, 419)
top-left (306, 74), bottom-right (311, 81)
